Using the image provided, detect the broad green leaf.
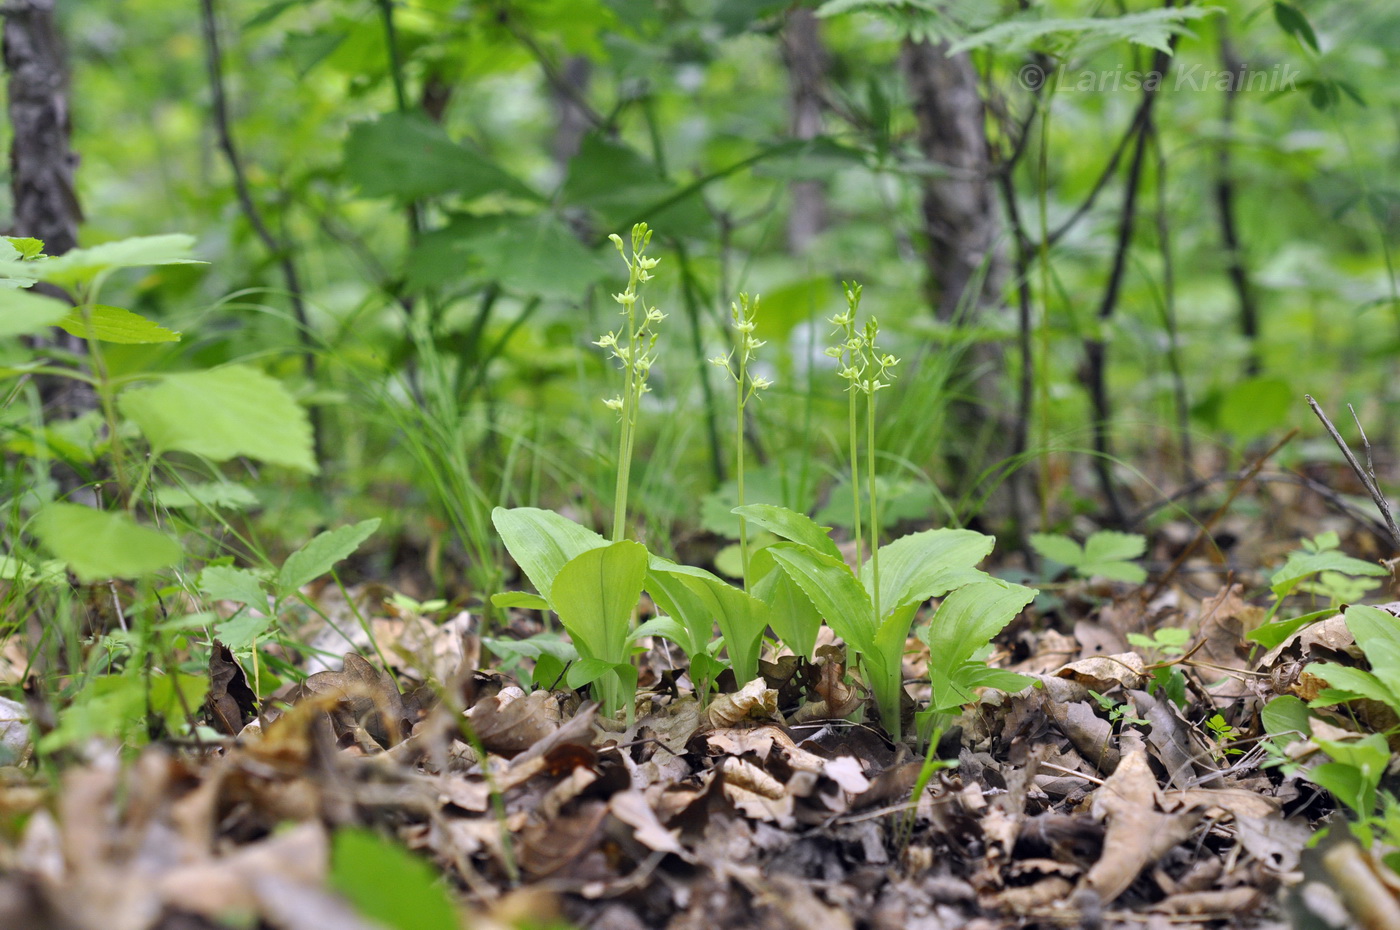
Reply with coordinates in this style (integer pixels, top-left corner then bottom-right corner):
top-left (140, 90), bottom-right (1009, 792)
top-left (669, 568), bottom-right (770, 687)
top-left (1308, 664), bottom-right (1399, 709)
top-left (214, 612), bottom-right (276, 652)
top-left (39, 234), bottom-right (204, 287)
top-left (0, 287), bottom-right (70, 337)
top-left (1082, 531), bottom-right (1147, 564)
top-left (753, 563), bottom-right (823, 660)
top-left (1270, 551), bottom-right (1386, 597)
top-left (768, 543), bottom-right (874, 651)
top-left (57, 305), bottom-right (180, 344)
top-left (490, 591), bottom-right (551, 610)
top-left (1028, 533), bottom-right (1084, 567)
top-left (1342, 605), bottom-right (1400, 701)
top-left (646, 562), bottom-right (721, 662)
top-left (154, 482), bottom-right (259, 512)
top-left (119, 365), bottom-right (316, 472)
top-left (406, 213), bottom-right (608, 298)
top-left (566, 656), bottom-right (621, 690)
top-left (199, 565), bottom-right (268, 609)
top-left (732, 504), bottom-right (843, 563)
top-left (331, 828), bottom-right (459, 930)
top-left (924, 580), bottom-right (1038, 710)
top-left (1260, 695), bottom-right (1312, 746)
top-left (1079, 559), bottom-right (1147, 584)
top-left (37, 672), bottom-right (147, 752)
top-left (1218, 377), bottom-right (1292, 442)
top-left (277, 518), bottom-right (381, 596)
top-left (482, 634), bottom-right (578, 663)
top-left (947, 7), bottom-right (1222, 55)
top-left (344, 111), bottom-right (538, 203)
top-left (492, 507), bottom-right (608, 603)
top-left (863, 528), bottom-right (993, 617)
top-left (1246, 608), bottom-right (1333, 648)
top-left (552, 540), bottom-right (649, 664)
top-left (33, 503), bottom-right (181, 581)
top-left (630, 616), bottom-right (696, 655)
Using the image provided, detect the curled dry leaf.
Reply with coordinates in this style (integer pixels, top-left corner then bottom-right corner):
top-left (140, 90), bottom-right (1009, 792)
top-left (465, 687), bottom-right (561, 757)
top-left (705, 678), bottom-right (780, 729)
top-left (1079, 733), bottom-right (1201, 904)
top-left (1055, 652), bottom-right (1147, 691)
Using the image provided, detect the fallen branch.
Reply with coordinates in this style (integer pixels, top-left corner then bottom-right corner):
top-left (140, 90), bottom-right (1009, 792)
top-left (1305, 395), bottom-right (1400, 551)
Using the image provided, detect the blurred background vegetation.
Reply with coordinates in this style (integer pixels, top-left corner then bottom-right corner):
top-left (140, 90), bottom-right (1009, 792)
top-left (6, 0), bottom-right (1399, 609)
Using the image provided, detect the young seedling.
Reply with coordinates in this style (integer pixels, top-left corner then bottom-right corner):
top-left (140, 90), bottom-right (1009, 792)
top-left (1029, 530), bottom-right (1148, 583)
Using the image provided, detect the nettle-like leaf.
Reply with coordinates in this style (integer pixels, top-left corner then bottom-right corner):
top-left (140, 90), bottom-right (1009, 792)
top-left (119, 365), bottom-right (317, 472)
top-left (344, 111), bottom-right (539, 203)
top-left (57, 305), bottom-right (180, 344)
top-left (1269, 548), bottom-right (1386, 598)
top-left (277, 518), bottom-right (381, 597)
top-left (38, 234), bottom-right (205, 289)
top-left (199, 565), bottom-right (268, 609)
top-left (948, 7), bottom-right (1223, 55)
top-left (33, 503), bottom-right (182, 582)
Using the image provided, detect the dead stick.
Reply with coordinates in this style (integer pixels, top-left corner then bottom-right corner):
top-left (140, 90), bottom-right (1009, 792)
top-left (1146, 430), bottom-right (1296, 600)
top-left (1305, 395), bottom-right (1400, 551)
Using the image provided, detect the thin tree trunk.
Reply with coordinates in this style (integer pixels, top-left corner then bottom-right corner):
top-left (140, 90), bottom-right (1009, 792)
top-left (901, 39), bottom-right (1015, 525)
top-left (901, 39), bottom-right (1004, 320)
top-left (781, 8), bottom-right (828, 254)
top-left (1214, 34), bottom-right (1259, 376)
top-left (4, 0), bottom-right (91, 432)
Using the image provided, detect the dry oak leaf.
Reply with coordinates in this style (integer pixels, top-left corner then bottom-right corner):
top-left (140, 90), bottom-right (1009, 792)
top-left (465, 686), bottom-right (561, 756)
top-left (705, 678), bottom-right (780, 729)
top-left (1079, 733), bottom-right (1202, 904)
top-left (1055, 652), bottom-right (1147, 692)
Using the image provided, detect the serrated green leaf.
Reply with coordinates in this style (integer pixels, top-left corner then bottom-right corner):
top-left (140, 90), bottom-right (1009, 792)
top-left (215, 612), bottom-right (276, 652)
top-left (3, 237), bottom-right (44, 260)
top-left (732, 503), bottom-right (843, 563)
top-left (344, 111), bottom-right (538, 203)
top-left (39, 234), bottom-right (204, 287)
top-left (32, 503), bottom-right (181, 582)
top-left (0, 287), bottom-right (70, 337)
top-left (947, 7), bottom-right (1222, 55)
top-left (924, 580), bottom-right (1038, 710)
top-left (119, 365), bottom-right (316, 472)
top-left (768, 543), bottom-right (875, 651)
top-left (154, 482), bottom-right (259, 512)
top-left (863, 528), bottom-right (993, 617)
top-left (57, 305), bottom-right (181, 344)
top-left (277, 518), bottom-right (381, 595)
top-left (331, 828), bottom-right (459, 930)
top-left (199, 565), bottom-right (268, 609)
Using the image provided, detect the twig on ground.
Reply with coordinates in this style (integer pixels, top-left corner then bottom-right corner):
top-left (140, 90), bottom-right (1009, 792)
top-left (1305, 395), bottom-right (1400, 551)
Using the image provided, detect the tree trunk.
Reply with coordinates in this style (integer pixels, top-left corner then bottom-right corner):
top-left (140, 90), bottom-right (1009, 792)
top-left (901, 39), bottom-right (1019, 527)
top-left (781, 8), bottom-right (828, 255)
top-left (901, 38), bottom-right (1003, 319)
top-left (4, 0), bottom-right (91, 435)
top-left (4, 0), bottom-right (80, 255)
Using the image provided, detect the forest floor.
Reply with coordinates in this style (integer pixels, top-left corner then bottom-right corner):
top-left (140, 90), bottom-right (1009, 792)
top-left (0, 464), bottom-right (1396, 930)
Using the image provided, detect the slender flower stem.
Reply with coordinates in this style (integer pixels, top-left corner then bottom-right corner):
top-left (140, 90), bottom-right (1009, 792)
top-left (867, 387), bottom-right (881, 626)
